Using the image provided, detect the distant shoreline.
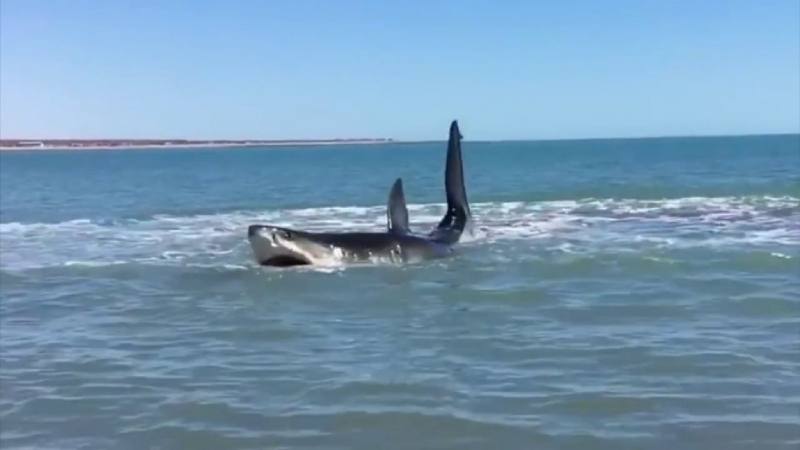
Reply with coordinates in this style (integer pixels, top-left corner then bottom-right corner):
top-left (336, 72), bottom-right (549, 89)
top-left (1, 132), bottom-right (796, 151)
top-left (0, 139), bottom-right (394, 151)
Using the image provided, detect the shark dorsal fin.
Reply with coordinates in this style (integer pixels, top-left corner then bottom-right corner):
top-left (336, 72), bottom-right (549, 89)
top-left (387, 178), bottom-right (410, 234)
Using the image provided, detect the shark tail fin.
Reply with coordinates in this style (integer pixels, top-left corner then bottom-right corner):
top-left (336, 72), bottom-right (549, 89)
top-left (387, 177), bottom-right (410, 234)
top-left (431, 120), bottom-right (471, 243)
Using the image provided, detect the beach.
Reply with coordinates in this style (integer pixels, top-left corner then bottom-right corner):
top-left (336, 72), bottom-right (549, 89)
top-left (0, 139), bottom-right (394, 151)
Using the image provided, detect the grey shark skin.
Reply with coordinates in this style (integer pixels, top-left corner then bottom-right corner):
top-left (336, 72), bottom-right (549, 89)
top-left (247, 120), bottom-right (471, 267)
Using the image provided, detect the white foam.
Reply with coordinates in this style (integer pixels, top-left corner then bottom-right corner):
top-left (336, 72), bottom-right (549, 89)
top-left (63, 260), bottom-right (128, 267)
top-left (1, 196), bottom-right (797, 271)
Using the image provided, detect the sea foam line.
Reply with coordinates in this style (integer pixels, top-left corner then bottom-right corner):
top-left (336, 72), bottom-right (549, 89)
top-left (0, 196), bottom-right (797, 271)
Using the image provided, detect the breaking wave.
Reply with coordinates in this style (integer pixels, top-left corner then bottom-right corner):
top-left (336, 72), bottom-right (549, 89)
top-left (1, 196), bottom-right (798, 271)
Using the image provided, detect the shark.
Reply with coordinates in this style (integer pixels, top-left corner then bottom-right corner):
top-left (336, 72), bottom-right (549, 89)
top-left (247, 120), bottom-right (471, 267)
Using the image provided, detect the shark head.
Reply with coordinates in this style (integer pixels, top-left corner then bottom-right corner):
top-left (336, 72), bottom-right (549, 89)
top-left (247, 225), bottom-right (338, 267)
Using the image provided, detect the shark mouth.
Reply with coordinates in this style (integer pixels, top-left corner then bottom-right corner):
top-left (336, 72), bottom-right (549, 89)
top-left (260, 255), bottom-right (311, 267)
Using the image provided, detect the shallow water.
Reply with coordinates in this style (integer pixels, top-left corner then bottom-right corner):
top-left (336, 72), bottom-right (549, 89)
top-left (1, 135), bottom-right (799, 449)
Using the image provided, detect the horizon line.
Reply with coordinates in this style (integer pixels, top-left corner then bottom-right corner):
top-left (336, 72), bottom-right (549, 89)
top-left (6, 132), bottom-right (800, 142)
top-left (1, 131), bottom-right (797, 146)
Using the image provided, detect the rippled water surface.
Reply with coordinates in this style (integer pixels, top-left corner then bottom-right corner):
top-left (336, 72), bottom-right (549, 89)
top-left (1, 135), bottom-right (799, 449)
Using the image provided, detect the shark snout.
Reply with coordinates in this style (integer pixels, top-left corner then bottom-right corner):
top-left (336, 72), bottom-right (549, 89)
top-left (248, 225), bottom-right (295, 242)
top-left (247, 224), bottom-right (318, 267)
top-left (248, 224), bottom-right (263, 237)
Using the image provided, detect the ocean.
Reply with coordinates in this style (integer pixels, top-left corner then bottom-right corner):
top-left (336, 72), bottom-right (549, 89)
top-left (1, 134), bottom-right (798, 449)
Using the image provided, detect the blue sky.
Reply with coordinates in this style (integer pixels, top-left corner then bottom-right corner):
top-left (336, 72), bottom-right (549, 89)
top-left (1, 0), bottom-right (798, 140)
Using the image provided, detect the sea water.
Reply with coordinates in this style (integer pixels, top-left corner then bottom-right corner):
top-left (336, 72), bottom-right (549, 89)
top-left (1, 135), bottom-right (798, 449)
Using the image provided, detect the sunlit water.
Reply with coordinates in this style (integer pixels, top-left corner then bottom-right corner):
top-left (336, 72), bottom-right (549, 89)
top-left (1, 135), bottom-right (799, 449)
